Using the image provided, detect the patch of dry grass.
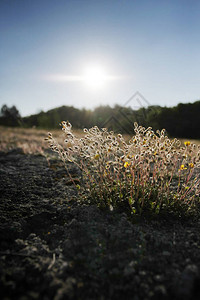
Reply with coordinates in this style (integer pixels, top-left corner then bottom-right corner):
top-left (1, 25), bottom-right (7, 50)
top-left (46, 122), bottom-right (200, 216)
top-left (1, 126), bottom-right (200, 155)
top-left (0, 126), bottom-right (84, 154)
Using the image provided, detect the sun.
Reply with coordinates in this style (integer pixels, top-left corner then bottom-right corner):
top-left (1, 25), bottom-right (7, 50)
top-left (82, 65), bottom-right (108, 89)
top-left (45, 63), bottom-right (121, 89)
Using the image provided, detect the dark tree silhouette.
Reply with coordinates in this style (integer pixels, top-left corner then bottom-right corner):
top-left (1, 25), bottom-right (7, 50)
top-left (0, 105), bottom-right (22, 126)
top-left (1, 101), bottom-right (200, 139)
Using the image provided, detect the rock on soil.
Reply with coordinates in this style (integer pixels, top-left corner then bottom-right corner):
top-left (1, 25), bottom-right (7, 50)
top-left (0, 148), bottom-right (200, 300)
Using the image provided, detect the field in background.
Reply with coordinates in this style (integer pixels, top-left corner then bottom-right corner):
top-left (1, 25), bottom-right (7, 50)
top-left (0, 126), bottom-right (200, 154)
top-left (0, 126), bottom-right (84, 154)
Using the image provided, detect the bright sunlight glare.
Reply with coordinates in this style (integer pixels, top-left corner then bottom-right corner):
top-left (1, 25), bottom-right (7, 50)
top-left (82, 65), bottom-right (108, 89)
top-left (44, 63), bottom-right (122, 90)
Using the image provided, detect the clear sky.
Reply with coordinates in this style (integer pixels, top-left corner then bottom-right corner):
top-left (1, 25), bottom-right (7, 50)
top-left (1, 0), bottom-right (200, 116)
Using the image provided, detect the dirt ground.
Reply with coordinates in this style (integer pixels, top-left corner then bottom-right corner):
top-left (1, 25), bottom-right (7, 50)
top-left (0, 127), bottom-right (200, 299)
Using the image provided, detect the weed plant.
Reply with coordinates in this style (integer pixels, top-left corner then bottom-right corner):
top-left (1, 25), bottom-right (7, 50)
top-left (46, 122), bottom-right (200, 216)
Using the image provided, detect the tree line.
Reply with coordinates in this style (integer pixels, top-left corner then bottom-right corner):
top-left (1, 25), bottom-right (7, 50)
top-left (0, 101), bottom-right (200, 139)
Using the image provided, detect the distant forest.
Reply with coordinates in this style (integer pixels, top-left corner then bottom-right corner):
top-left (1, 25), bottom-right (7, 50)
top-left (0, 100), bottom-right (200, 139)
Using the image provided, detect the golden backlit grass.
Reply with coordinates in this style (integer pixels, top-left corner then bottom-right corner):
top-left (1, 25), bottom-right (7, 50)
top-left (0, 126), bottom-right (200, 154)
top-left (46, 122), bottom-right (200, 216)
top-left (0, 126), bottom-right (84, 154)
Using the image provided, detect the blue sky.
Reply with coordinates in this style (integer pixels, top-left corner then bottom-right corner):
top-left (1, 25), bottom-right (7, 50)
top-left (1, 0), bottom-right (200, 116)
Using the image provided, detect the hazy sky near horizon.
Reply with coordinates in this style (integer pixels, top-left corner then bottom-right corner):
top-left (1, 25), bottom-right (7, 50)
top-left (1, 0), bottom-right (200, 116)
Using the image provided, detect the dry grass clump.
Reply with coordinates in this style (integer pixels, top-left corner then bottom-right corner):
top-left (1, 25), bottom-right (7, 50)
top-left (46, 122), bottom-right (200, 216)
